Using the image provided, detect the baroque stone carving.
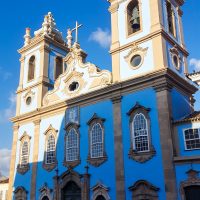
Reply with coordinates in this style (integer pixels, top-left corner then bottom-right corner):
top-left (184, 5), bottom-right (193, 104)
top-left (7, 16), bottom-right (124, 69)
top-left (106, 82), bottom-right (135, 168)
top-left (43, 43), bottom-right (112, 106)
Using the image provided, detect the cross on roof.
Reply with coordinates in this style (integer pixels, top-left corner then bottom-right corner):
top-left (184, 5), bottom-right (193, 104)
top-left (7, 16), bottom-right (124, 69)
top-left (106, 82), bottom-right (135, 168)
top-left (71, 21), bottom-right (83, 43)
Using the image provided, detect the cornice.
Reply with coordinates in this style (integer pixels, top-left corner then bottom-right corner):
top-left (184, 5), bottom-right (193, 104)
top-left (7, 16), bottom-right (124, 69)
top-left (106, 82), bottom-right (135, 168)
top-left (11, 68), bottom-right (197, 124)
top-left (110, 29), bottom-right (189, 57)
top-left (18, 35), bottom-right (69, 55)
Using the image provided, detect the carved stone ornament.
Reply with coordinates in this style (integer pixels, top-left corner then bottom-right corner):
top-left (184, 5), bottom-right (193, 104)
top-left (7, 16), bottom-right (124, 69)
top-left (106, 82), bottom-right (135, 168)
top-left (17, 132), bottom-right (31, 175)
top-left (42, 125), bottom-right (58, 172)
top-left (14, 186), bottom-right (28, 200)
top-left (43, 44), bottom-right (112, 106)
top-left (87, 114), bottom-right (107, 167)
top-left (180, 169), bottom-right (200, 200)
top-left (170, 45), bottom-right (182, 70)
top-left (124, 44), bottom-right (148, 70)
top-left (17, 164), bottom-right (30, 175)
top-left (91, 182), bottom-right (111, 200)
top-left (39, 182), bottom-right (53, 200)
top-left (129, 180), bottom-right (159, 200)
top-left (23, 88), bottom-right (35, 106)
top-left (127, 102), bottom-right (156, 163)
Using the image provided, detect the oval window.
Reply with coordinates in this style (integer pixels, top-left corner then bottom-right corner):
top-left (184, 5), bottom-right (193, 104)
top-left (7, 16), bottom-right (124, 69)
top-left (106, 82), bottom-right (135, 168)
top-left (130, 55), bottom-right (142, 68)
top-left (26, 96), bottom-right (32, 105)
top-left (69, 81), bottom-right (79, 92)
top-left (173, 55), bottom-right (179, 69)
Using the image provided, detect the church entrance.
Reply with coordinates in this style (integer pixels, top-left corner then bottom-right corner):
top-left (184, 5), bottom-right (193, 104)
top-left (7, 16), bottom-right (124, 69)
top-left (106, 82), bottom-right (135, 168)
top-left (184, 185), bottom-right (200, 200)
top-left (62, 181), bottom-right (81, 200)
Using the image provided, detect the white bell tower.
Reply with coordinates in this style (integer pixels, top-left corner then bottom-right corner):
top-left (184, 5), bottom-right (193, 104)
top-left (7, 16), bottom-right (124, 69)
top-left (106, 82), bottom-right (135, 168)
top-left (108, 0), bottom-right (188, 82)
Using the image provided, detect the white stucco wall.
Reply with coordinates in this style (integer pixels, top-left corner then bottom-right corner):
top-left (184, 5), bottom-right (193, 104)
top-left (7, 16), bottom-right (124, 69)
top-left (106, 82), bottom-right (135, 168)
top-left (0, 182), bottom-right (8, 200)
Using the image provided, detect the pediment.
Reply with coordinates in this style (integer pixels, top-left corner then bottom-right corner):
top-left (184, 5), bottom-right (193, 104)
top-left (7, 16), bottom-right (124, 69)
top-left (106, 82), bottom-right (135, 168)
top-left (43, 43), bottom-right (112, 106)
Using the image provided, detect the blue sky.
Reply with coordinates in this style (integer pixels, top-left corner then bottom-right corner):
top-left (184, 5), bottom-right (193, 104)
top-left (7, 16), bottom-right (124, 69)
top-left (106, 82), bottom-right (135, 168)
top-left (0, 1), bottom-right (199, 175)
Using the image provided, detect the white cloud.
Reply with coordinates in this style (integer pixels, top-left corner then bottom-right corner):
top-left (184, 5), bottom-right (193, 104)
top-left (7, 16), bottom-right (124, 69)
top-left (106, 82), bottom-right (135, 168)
top-left (189, 58), bottom-right (200, 71)
top-left (0, 148), bottom-right (11, 177)
top-left (0, 67), bottom-right (12, 81)
top-left (0, 92), bottom-right (16, 123)
top-left (89, 28), bottom-right (111, 48)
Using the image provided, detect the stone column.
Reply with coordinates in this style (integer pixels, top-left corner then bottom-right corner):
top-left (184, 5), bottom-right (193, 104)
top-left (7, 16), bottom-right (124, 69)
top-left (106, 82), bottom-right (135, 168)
top-left (155, 84), bottom-right (177, 200)
top-left (82, 167), bottom-right (90, 200)
top-left (112, 96), bottom-right (126, 200)
top-left (7, 124), bottom-right (19, 200)
top-left (30, 119), bottom-right (41, 199)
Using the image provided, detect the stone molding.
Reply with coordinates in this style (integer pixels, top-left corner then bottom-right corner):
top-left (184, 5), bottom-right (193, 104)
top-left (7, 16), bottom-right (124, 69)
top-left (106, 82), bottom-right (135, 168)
top-left (14, 186), bottom-right (28, 200)
top-left (180, 169), bottom-right (200, 200)
top-left (39, 182), bottom-right (53, 200)
top-left (63, 123), bottom-right (81, 168)
top-left (127, 102), bottom-right (156, 163)
top-left (87, 114), bottom-right (107, 167)
top-left (91, 182), bottom-right (110, 200)
top-left (11, 68), bottom-right (197, 125)
top-left (129, 180), bottom-right (159, 200)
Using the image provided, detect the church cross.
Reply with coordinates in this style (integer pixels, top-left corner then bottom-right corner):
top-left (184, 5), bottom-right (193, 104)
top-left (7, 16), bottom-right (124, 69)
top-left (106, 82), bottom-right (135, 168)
top-left (71, 21), bottom-right (83, 43)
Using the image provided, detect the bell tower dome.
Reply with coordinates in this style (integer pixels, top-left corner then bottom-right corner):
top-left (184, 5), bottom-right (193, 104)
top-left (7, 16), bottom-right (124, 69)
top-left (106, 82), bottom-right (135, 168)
top-left (108, 0), bottom-right (188, 82)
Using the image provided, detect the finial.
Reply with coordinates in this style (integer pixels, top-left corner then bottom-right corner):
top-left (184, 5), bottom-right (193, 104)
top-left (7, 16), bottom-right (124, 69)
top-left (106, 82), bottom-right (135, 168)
top-left (24, 28), bottom-right (31, 46)
top-left (67, 29), bottom-right (73, 48)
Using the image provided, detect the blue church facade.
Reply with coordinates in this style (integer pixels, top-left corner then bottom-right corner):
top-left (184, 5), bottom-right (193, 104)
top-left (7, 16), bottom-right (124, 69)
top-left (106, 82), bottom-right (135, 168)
top-left (8, 1), bottom-right (200, 200)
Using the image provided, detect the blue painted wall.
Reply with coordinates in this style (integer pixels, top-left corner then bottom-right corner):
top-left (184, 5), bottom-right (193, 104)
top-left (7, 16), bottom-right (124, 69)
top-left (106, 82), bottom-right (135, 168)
top-left (121, 88), bottom-right (166, 200)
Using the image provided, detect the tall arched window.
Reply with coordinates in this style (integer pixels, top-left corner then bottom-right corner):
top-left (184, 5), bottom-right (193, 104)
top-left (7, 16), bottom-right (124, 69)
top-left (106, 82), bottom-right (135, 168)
top-left (127, 103), bottom-right (155, 163)
top-left (127, 0), bottom-right (141, 36)
top-left (54, 56), bottom-right (63, 80)
top-left (87, 114), bottom-right (107, 167)
top-left (66, 128), bottom-right (78, 161)
top-left (46, 134), bottom-right (56, 164)
top-left (21, 141), bottom-right (29, 166)
top-left (91, 123), bottom-right (103, 158)
top-left (132, 113), bottom-right (149, 152)
top-left (28, 55), bottom-right (35, 81)
top-left (166, 1), bottom-right (176, 37)
top-left (43, 125), bottom-right (58, 171)
top-left (17, 132), bottom-right (31, 174)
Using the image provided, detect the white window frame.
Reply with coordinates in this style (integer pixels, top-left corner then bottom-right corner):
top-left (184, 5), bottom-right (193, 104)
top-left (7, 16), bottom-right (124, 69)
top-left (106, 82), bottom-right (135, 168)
top-left (66, 128), bottom-right (79, 162)
top-left (45, 133), bottom-right (56, 164)
top-left (132, 113), bottom-right (149, 152)
top-left (90, 123), bottom-right (104, 159)
top-left (183, 128), bottom-right (200, 150)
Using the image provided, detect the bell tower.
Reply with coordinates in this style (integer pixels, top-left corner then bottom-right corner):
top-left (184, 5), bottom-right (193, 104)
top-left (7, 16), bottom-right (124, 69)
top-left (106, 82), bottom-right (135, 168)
top-left (16, 12), bottom-right (69, 116)
top-left (108, 0), bottom-right (187, 82)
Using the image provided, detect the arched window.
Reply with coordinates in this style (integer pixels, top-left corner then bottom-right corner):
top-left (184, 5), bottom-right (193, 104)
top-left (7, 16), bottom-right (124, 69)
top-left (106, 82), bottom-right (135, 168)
top-left (21, 141), bottom-right (29, 166)
top-left (127, 0), bottom-right (141, 36)
top-left (28, 56), bottom-right (35, 81)
top-left (87, 114), bottom-right (107, 167)
top-left (54, 56), bottom-right (63, 80)
top-left (17, 133), bottom-right (31, 174)
top-left (46, 134), bottom-right (56, 164)
top-left (127, 102), bottom-right (155, 163)
top-left (14, 187), bottom-right (27, 200)
top-left (41, 196), bottom-right (49, 200)
top-left (66, 128), bottom-right (79, 161)
top-left (166, 1), bottom-right (176, 37)
top-left (132, 113), bottom-right (149, 152)
top-left (43, 125), bottom-right (58, 171)
top-left (91, 123), bottom-right (103, 158)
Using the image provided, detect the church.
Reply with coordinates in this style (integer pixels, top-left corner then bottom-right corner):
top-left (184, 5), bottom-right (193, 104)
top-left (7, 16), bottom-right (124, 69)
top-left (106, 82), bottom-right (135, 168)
top-left (7, 0), bottom-right (200, 199)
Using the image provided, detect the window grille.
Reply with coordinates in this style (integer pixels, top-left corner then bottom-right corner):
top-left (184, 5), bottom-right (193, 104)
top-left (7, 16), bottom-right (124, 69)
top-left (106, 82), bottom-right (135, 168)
top-left (132, 113), bottom-right (149, 152)
top-left (184, 129), bottom-right (200, 150)
top-left (21, 141), bottom-right (29, 165)
top-left (46, 134), bottom-right (56, 164)
top-left (91, 123), bottom-right (103, 158)
top-left (66, 128), bottom-right (78, 161)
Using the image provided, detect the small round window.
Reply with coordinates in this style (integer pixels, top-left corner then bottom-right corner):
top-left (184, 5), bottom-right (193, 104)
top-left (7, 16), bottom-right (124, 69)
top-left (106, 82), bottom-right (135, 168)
top-left (130, 55), bottom-right (142, 68)
top-left (26, 96), bottom-right (32, 105)
top-left (173, 55), bottom-right (179, 69)
top-left (69, 81), bottom-right (79, 92)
